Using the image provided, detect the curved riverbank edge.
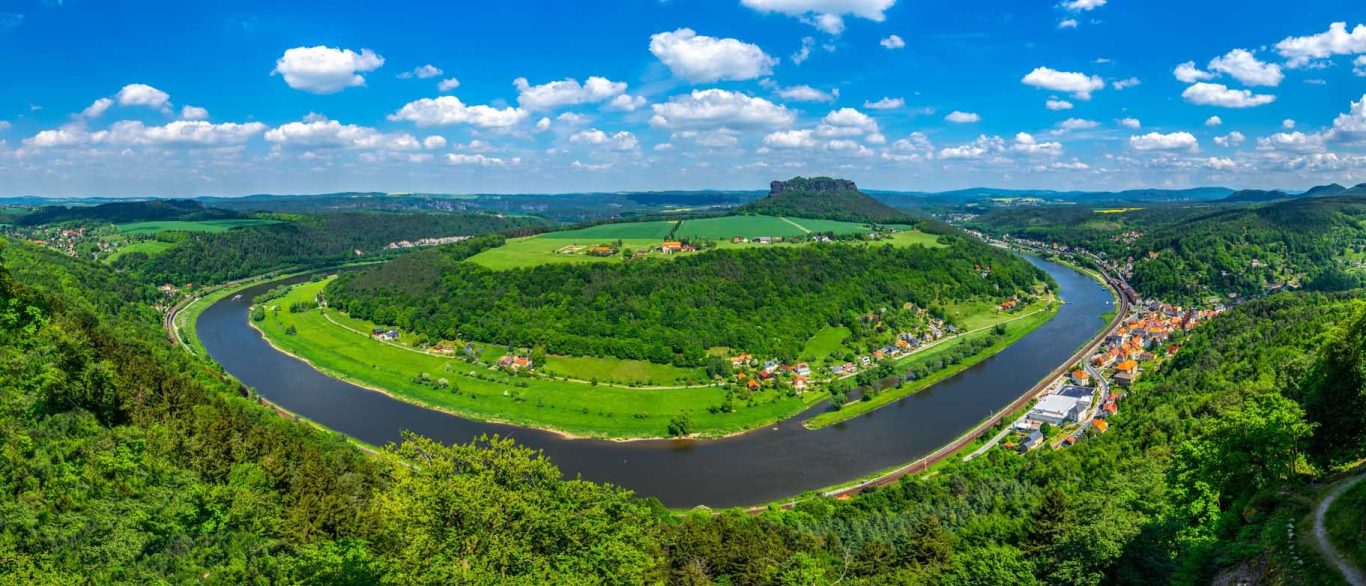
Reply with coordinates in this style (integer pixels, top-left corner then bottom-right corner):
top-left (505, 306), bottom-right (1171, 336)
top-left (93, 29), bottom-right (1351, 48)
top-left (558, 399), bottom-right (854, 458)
top-left (186, 252), bottom-right (1119, 508)
top-left (749, 257), bottom-right (1129, 511)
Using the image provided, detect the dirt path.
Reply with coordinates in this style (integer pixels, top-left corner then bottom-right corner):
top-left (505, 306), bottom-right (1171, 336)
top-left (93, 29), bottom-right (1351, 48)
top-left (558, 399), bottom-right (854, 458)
top-left (778, 217), bottom-right (812, 233)
top-left (1315, 471), bottom-right (1366, 586)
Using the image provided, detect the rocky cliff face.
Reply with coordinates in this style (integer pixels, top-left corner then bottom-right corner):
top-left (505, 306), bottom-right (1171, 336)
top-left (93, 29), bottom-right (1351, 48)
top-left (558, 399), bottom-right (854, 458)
top-left (769, 177), bottom-right (858, 197)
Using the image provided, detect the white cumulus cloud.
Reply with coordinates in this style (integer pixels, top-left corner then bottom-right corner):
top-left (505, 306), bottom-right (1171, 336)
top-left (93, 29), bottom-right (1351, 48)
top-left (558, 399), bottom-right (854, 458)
top-left (448, 153), bottom-right (518, 167)
top-left (739, 0), bottom-right (897, 35)
top-left (388, 96), bottom-right (528, 128)
top-left (569, 128), bottom-right (640, 151)
top-left (1275, 22), bottom-right (1366, 68)
top-left (1208, 49), bottom-right (1283, 86)
top-left (1062, 0), bottom-right (1105, 11)
top-left (1214, 131), bottom-right (1245, 147)
top-left (1129, 131), bottom-right (1198, 152)
top-left (944, 110), bottom-right (980, 123)
top-left (1205, 116), bottom-right (1223, 126)
top-left (776, 85), bottom-right (836, 102)
top-left (649, 89), bottom-right (796, 130)
top-left (1181, 82), bottom-right (1276, 108)
top-left (273, 46), bottom-right (385, 94)
top-left (437, 78), bottom-right (461, 92)
top-left (116, 84), bottom-right (170, 108)
top-left (1118, 117), bottom-right (1141, 129)
top-left (649, 28), bottom-right (777, 83)
top-left (864, 97), bottom-right (903, 109)
top-left (1173, 61), bottom-right (1214, 83)
top-left (1021, 67), bottom-right (1104, 100)
top-left (514, 76), bottom-right (628, 111)
top-left (266, 116), bottom-right (419, 150)
top-left (180, 105), bottom-right (209, 120)
top-left (1045, 99), bottom-right (1074, 111)
top-left (880, 34), bottom-right (905, 49)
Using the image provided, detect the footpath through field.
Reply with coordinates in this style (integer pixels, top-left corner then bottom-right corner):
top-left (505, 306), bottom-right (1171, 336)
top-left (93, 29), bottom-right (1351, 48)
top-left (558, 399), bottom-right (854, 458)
top-left (778, 217), bottom-right (813, 233)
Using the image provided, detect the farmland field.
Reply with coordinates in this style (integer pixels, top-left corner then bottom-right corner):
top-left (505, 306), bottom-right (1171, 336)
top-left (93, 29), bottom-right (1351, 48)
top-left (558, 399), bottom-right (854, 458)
top-left (116, 219), bottom-right (279, 234)
top-left (105, 239), bottom-right (173, 262)
top-left (466, 215), bottom-right (928, 269)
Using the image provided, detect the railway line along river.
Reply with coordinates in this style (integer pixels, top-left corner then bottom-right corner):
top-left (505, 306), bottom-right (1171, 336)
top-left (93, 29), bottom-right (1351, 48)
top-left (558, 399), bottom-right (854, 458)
top-left (197, 254), bottom-right (1113, 508)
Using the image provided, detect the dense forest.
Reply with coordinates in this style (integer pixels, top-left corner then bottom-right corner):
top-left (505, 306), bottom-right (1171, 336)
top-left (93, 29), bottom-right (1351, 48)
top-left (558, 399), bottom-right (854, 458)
top-left (115, 212), bottom-right (545, 286)
top-left (967, 195), bottom-right (1366, 304)
top-left (15, 199), bottom-right (243, 226)
top-left (737, 177), bottom-right (914, 223)
top-left (326, 233), bottom-right (1044, 366)
top-left (5, 235), bottom-right (1365, 584)
top-left (0, 240), bottom-right (662, 584)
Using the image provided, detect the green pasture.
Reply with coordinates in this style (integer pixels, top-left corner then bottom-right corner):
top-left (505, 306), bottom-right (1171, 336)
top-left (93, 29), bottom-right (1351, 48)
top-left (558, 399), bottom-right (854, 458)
top-left (116, 219), bottom-right (279, 234)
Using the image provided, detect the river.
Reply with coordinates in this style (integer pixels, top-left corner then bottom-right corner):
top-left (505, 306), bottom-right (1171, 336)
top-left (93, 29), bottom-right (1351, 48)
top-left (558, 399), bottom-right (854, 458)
top-left (197, 255), bottom-right (1112, 508)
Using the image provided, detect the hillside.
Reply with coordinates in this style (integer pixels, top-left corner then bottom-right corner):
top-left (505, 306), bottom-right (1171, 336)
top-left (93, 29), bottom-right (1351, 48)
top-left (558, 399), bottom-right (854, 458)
top-left (736, 177), bottom-right (912, 223)
top-left (15, 199), bottom-right (241, 226)
top-left (327, 232), bottom-right (1045, 366)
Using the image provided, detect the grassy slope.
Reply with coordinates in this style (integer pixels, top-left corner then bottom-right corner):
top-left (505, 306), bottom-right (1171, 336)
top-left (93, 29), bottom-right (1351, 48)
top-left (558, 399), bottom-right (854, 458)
top-left (805, 298), bottom-right (1058, 429)
top-left (538, 354), bottom-right (706, 386)
top-left (800, 326), bottom-right (850, 363)
top-left (105, 239), bottom-right (172, 262)
top-left (116, 219), bottom-right (280, 234)
top-left (1326, 475), bottom-right (1366, 571)
top-left (257, 279), bottom-right (827, 438)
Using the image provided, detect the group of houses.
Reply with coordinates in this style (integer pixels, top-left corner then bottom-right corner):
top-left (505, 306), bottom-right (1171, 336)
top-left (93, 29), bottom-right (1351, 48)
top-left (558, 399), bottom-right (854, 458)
top-left (370, 327), bottom-right (400, 342)
top-left (1090, 301), bottom-right (1220, 388)
top-left (382, 235), bottom-right (471, 250)
top-left (496, 354), bottom-right (534, 371)
top-left (729, 356), bottom-right (813, 392)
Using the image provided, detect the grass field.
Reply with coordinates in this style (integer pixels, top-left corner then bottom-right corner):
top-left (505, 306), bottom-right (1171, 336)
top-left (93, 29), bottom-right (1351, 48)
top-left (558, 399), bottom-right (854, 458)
top-left (467, 215), bottom-right (939, 270)
top-left (117, 219), bottom-right (279, 234)
top-left (1325, 475), bottom-right (1366, 572)
top-left (539, 354), bottom-right (707, 386)
top-left (805, 298), bottom-right (1058, 429)
top-left (800, 326), bottom-right (850, 363)
top-left (255, 278), bottom-right (828, 438)
top-left (105, 239), bottom-right (173, 262)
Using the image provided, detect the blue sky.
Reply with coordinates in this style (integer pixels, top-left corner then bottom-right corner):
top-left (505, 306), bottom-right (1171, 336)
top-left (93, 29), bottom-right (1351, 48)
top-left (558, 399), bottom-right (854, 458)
top-left (1, 0), bottom-right (1364, 196)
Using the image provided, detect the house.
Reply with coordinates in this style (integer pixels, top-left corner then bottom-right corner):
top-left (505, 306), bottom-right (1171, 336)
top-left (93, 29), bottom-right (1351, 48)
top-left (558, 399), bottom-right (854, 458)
top-left (1100, 401), bottom-right (1118, 417)
top-left (372, 328), bottom-right (399, 341)
top-left (763, 360), bottom-right (780, 374)
top-left (859, 356), bottom-right (872, 366)
top-left (660, 241), bottom-right (684, 253)
top-left (1071, 370), bottom-right (1090, 385)
top-left (498, 355), bottom-right (532, 370)
top-left (757, 370), bottom-right (774, 380)
top-left (430, 343), bottom-right (455, 355)
top-left (1092, 419), bottom-right (1109, 432)
top-left (746, 379), bottom-right (760, 391)
top-left (1114, 360), bottom-right (1138, 374)
top-left (873, 350), bottom-right (885, 361)
top-left (755, 236), bottom-right (772, 244)
top-left (1021, 431), bottom-right (1045, 451)
top-left (1113, 371), bottom-right (1138, 388)
top-left (731, 237), bottom-right (748, 243)
top-left (730, 353), bottom-right (751, 367)
top-left (831, 365), bottom-right (847, 376)
top-left (795, 362), bottom-right (811, 376)
top-left (1000, 299), bottom-right (1017, 309)
top-left (586, 245), bottom-right (615, 257)
top-left (1030, 394), bottom-right (1081, 425)
top-left (793, 376), bottom-right (808, 391)
top-left (371, 327), bottom-right (387, 338)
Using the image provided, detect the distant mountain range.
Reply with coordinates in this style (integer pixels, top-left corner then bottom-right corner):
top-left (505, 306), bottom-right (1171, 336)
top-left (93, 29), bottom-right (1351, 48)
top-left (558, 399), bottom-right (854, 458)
top-left (1220, 183), bottom-right (1366, 203)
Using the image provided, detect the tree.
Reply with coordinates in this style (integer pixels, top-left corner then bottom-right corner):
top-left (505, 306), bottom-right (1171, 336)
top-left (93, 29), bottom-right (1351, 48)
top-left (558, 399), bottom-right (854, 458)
top-left (668, 415), bottom-right (693, 437)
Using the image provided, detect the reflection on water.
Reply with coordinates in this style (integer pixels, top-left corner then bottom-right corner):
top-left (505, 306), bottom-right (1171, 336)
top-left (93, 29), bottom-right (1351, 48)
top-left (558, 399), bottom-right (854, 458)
top-left (198, 255), bottom-right (1109, 508)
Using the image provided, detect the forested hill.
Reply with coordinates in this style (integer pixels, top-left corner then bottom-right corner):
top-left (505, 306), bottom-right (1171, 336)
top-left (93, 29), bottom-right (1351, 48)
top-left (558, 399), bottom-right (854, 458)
top-left (1131, 195), bottom-right (1366, 302)
top-left (116, 211), bottom-right (546, 286)
top-left (736, 176), bottom-right (912, 223)
top-left (326, 232), bottom-right (1044, 366)
top-left (0, 239), bottom-right (664, 583)
top-left (16, 199), bottom-right (241, 226)
top-left (967, 195), bottom-right (1366, 304)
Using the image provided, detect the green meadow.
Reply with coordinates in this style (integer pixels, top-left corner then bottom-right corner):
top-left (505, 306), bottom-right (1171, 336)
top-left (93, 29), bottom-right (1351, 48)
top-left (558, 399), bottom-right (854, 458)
top-left (116, 218), bottom-right (279, 234)
top-left (105, 239), bottom-right (173, 262)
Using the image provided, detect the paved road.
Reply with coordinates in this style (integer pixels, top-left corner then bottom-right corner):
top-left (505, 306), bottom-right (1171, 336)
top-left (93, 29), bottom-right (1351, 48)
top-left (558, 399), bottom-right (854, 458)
top-left (1315, 471), bottom-right (1366, 586)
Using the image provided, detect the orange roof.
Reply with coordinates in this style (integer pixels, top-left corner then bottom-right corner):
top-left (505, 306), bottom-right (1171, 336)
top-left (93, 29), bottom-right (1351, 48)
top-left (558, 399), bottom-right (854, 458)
top-left (662, 241), bottom-right (683, 248)
top-left (1115, 360), bottom-right (1138, 373)
top-left (1093, 419), bottom-right (1109, 432)
top-left (1072, 370), bottom-right (1089, 379)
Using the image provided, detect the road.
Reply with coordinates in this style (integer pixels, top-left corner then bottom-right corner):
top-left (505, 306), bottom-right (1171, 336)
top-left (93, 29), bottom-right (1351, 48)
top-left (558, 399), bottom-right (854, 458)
top-left (1315, 471), bottom-right (1366, 586)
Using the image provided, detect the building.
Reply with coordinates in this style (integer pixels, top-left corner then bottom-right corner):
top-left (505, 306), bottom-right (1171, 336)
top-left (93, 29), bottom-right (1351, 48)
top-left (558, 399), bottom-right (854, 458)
top-left (1113, 371), bottom-right (1138, 388)
top-left (1030, 394), bottom-right (1081, 425)
top-left (793, 376), bottom-right (808, 392)
top-left (1021, 431), bottom-right (1045, 451)
top-left (1071, 370), bottom-right (1090, 385)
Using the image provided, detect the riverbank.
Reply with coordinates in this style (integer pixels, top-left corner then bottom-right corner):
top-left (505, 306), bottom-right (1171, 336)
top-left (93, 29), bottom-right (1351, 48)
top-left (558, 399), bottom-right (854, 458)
top-left (804, 300), bottom-right (1058, 429)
